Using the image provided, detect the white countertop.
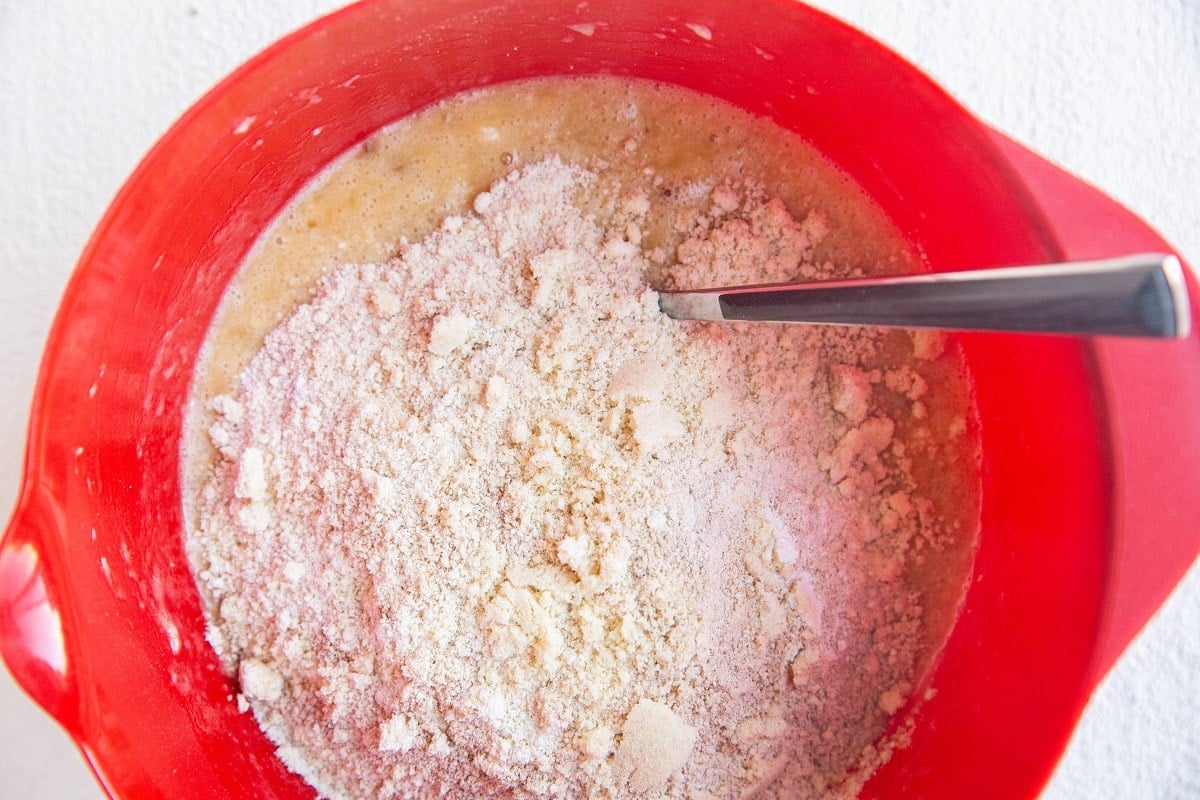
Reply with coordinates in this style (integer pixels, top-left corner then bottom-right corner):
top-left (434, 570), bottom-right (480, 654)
top-left (1, 1), bottom-right (1197, 797)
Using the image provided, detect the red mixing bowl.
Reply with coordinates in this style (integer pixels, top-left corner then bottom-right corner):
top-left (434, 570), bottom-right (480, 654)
top-left (2, 1), bottom-right (1198, 798)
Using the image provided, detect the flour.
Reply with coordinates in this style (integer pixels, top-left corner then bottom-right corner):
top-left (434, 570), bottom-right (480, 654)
top-left (188, 156), bottom-right (957, 800)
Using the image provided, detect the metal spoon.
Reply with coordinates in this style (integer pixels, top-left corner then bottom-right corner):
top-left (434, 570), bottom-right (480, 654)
top-left (658, 253), bottom-right (1191, 338)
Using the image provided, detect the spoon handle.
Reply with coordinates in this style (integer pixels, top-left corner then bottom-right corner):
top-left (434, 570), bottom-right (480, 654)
top-left (658, 253), bottom-right (1191, 338)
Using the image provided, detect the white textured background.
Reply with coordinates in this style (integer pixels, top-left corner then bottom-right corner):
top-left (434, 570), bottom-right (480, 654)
top-left (1, 1), bottom-right (1197, 798)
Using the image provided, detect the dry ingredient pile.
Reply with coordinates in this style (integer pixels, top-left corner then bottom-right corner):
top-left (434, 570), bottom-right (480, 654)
top-left (187, 83), bottom-right (975, 800)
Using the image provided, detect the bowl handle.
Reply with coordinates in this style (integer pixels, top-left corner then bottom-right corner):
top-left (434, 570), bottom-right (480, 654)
top-left (989, 127), bottom-right (1200, 681)
top-left (0, 488), bottom-right (83, 739)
